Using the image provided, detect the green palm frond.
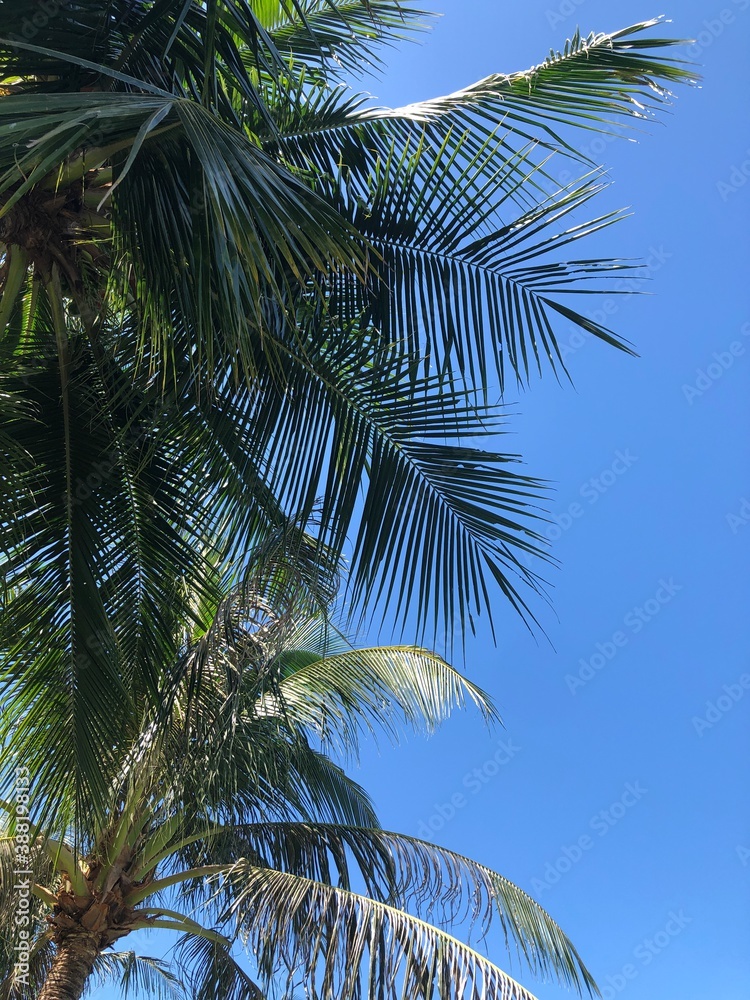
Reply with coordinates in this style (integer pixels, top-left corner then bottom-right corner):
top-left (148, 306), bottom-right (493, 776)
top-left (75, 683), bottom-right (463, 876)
top-left (320, 135), bottom-right (636, 389)
top-left (173, 724), bottom-right (381, 831)
top-left (266, 644), bottom-right (497, 753)
top-left (177, 526), bottom-right (340, 687)
top-left (92, 952), bottom-right (187, 1000)
top-left (0, 85), bottom-right (363, 357)
top-left (213, 822), bottom-right (594, 993)
top-left (229, 332), bottom-right (549, 638)
top-left (265, 21), bottom-right (696, 388)
top-left (173, 935), bottom-right (265, 1000)
top-left (0, 344), bottom-right (225, 823)
top-left (359, 20), bottom-right (695, 142)
top-left (259, 0), bottom-right (431, 78)
top-left (226, 864), bottom-right (546, 1000)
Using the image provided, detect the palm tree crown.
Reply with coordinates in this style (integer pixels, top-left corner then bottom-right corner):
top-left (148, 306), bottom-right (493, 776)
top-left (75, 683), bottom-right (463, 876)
top-left (2, 540), bottom-right (594, 1000)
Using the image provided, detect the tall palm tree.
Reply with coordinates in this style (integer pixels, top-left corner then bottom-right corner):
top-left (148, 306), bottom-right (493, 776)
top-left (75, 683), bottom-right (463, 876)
top-left (1, 539), bottom-right (596, 1000)
top-left (0, 3), bottom-right (694, 813)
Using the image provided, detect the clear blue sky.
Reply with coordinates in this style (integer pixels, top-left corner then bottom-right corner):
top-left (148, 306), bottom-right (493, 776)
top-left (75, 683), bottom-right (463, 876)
top-left (92, 3), bottom-right (749, 998)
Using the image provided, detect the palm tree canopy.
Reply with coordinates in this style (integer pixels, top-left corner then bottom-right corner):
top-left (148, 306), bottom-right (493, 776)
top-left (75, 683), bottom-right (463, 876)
top-left (1, 543), bottom-right (595, 1000)
top-left (0, 0), bottom-right (694, 900)
top-left (0, 7), bottom-right (695, 804)
top-left (0, 3), bottom-right (695, 633)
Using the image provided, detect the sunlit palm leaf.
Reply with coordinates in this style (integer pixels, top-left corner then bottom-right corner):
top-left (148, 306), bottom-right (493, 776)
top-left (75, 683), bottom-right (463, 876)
top-left (266, 645), bottom-right (498, 753)
top-left (259, 0), bottom-right (431, 77)
top-left (209, 822), bottom-right (594, 993)
top-left (227, 864), bottom-right (545, 1000)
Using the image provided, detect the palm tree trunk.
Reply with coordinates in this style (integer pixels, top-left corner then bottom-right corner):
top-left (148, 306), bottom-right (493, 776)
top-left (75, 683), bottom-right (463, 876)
top-left (37, 936), bottom-right (99, 1000)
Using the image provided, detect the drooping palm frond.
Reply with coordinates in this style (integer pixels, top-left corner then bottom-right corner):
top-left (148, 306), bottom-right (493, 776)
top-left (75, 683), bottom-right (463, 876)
top-left (0, 83), bottom-right (364, 358)
top-left (265, 644), bottom-right (498, 754)
top-left (318, 136), bottom-right (636, 391)
top-left (91, 952), bottom-right (187, 1000)
top-left (225, 864), bottom-right (545, 1000)
top-left (121, 823), bottom-right (595, 1000)
top-left (307, 17), bottom-right (695, 178)
top-left (196, 822), bottom-right (594, 993)
top-left (170, 724), bottom-right (382, 831)
top-left (0, 341), bottom-right (226, 824)
top-left (172, 935), bottom-right (265, 1000)
top-left (222, 331), bottom-right (550, 638)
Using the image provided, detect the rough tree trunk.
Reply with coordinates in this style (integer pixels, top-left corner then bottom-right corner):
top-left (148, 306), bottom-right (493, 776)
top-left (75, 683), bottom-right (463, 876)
top-left (36, 935), bottom-right (99, 1000)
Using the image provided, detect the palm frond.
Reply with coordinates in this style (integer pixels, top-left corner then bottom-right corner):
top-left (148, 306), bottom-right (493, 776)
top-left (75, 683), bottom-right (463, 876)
top-left (321, 134), bottom-right (636, 390)
top-left (264, 19), bottom-right (697, 389)
top-left (227, 864), bottom-right (544, 1000)
top-left (173, 935), bottom-right (265, 1000)
top-left (225, 823), bottom-right (595, 993)
top-left (366, 20), bottom-right (696, 142)
top-left (260, 0), bottom-right (431, 78)
top-left (224, 329), bottom-right (549, 640)
top-left (92, 952), bottom-right (186, 1000)
top-left (0, 340), bottom-right (226, 825)
top-left (265, 644), bottom-right (497, 754)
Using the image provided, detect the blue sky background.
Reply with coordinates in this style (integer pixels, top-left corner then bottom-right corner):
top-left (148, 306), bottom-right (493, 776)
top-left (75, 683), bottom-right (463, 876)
top-left (90, 3), bottom-right (749, 998)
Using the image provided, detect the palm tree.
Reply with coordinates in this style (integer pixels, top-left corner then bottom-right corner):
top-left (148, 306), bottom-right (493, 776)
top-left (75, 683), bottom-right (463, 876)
top-left (1, 540), bottom-right (596, 1000)
top-left (0, 3), bottom-right (694, 814)
top-left (0, 8), bottom-right (694, 995)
